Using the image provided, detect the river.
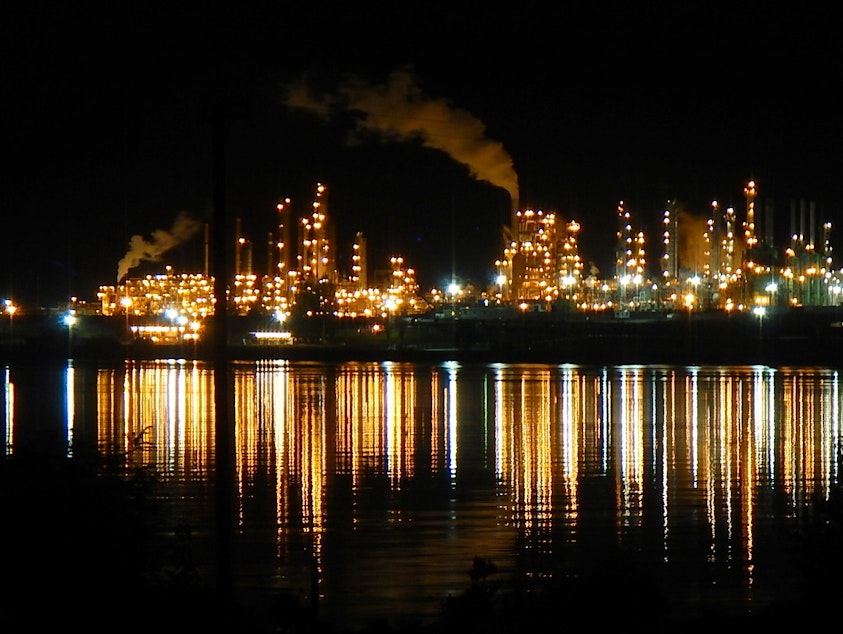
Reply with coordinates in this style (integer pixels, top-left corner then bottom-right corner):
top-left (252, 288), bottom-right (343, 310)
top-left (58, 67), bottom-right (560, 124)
top-left (2, 359), bottom-right (841, 630)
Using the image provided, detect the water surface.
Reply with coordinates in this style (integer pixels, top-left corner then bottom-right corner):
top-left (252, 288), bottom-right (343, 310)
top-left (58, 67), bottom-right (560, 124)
top-left (3, 360), bottom-right (841, 628)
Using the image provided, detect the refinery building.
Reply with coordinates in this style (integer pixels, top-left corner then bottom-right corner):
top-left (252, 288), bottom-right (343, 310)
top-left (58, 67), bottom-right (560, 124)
top-left (92, 180), bottom-right (841, 344)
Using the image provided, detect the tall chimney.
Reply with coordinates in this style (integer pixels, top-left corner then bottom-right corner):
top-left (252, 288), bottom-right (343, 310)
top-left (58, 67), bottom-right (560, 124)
top-left (266, 232), bottom-right (275, 277)
top-left (800, 199), bottom-right (806, 244)
top-left (765, 199), bottom-right (774, 246)
top-left (204, 222), bottom-right (210, 277)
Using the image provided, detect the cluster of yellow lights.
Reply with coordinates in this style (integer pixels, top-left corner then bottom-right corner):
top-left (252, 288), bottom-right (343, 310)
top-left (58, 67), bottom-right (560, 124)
top-left (130, 323), bottom-right (201, 344)
top-left (497, 209), bottom-right (585, 303)
top-left (98, 269), bottom-right (215, 319)
top-left (79, 179), bottom-right (842, 346)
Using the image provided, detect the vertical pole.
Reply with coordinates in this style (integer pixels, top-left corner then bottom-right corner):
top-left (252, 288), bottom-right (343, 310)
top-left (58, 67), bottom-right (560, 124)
top-left (212, 104), bottom-right (235, 610)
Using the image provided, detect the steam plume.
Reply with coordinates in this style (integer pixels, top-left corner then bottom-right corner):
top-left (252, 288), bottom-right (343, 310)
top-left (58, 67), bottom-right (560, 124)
top-left (117, 211), bottom-right (202, 282)
top-left (283, 67), bottom-right (519, 211)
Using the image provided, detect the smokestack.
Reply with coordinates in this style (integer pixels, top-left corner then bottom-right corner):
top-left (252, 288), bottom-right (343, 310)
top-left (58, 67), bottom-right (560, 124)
top-left (765, 199), bottom-right (774, 246)
top-left (235, 218), bottom-right (242, 276)
top-left (809, 201), bottom-right (816, 247)
top-left (800, 199), bottom-right (806, 244)
top-left (277, 198), bottom-right (294, 282)
top-left (204, 222), bottom-right (210, 277)
top-left (243, 241), bottom-right (253, 276)
top-left (823, 220), bottom-right (832, 257)
top-left (356, 231), bottom-right (368, 290)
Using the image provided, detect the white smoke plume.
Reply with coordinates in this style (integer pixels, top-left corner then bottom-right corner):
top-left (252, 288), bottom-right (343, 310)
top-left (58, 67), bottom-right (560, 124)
top-left (283, 67), bottom-right (519, 211)
top-left (117, 211), bottom-right (203, 282)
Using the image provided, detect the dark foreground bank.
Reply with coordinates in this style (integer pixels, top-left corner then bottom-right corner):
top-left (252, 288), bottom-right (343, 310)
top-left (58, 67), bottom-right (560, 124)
top-left (2, 306), bottom-right (843, 367)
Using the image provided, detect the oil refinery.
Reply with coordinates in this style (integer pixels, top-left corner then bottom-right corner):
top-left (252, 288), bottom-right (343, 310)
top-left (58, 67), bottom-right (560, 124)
top-left (3, 178), bottom-right (841, 354)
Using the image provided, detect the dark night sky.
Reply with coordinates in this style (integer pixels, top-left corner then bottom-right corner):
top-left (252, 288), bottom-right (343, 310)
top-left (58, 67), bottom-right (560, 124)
top-left (2, 1), bottom-right (841, 307)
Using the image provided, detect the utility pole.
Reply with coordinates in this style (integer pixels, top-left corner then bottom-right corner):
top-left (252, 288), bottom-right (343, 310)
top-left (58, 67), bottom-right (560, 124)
top-left (212, 102), bottom-right (236, 613)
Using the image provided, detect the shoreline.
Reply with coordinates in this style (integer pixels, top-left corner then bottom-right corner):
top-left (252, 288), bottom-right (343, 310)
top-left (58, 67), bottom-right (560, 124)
top-left (2, 307), bottom-right (842, 367)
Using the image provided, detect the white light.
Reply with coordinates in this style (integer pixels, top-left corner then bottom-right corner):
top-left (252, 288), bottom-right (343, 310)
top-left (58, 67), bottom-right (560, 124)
top-left (252, 331), bottom-right (292, 341)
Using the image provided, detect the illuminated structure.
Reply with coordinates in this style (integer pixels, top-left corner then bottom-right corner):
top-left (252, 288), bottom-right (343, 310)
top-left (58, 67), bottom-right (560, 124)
top-left (99, 181), bottom-right (433, 341)
top-left (97, 267), bottom-right (211, 342)
top-left (614, 201), bottom-right (648, 307)
top-left (260, 197), bottom-right (297, 303)
top-left (332, 232), bottom-right (400, 318)
top-left (743, 179), bottom-right (758, 249)
top-left (557, 221), bottom-right (583, 300)
top-left (611, 179), bottom-right (840, 313)
top-left (93, 176), bottom-right (839, 344)
top-left (720, 205), bottom-right (737, 283)
top-left (615, 201), bottom-right (633, 283)
top-left (496, 208), bottom-right (583, 305)
top-left (384, 256), bottom-right (424, 314)
top-left (515, 209), bottom-right (556, 301)
top-left (661, 200), bottom-right (679, 285)
top-left (235, 218), bottom-right (253, 276)
top-left (781, 199), bottom-right (835, 307)
top-left (351, 231), bottom-right (368, 290)
top-left (300, 182), bottom-right (336, 287)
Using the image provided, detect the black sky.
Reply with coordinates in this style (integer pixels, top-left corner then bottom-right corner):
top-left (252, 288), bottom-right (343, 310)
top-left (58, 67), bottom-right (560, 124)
top-left (2, 1), bottom-right (841, 307)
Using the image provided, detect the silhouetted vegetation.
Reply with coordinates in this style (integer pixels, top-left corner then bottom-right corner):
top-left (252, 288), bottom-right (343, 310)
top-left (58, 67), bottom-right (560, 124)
top-left (0, 437), bottom-right (221, 632)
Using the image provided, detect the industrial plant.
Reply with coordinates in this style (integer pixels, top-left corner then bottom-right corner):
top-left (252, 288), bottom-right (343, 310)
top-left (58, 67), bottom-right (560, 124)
top-left (3, 178), bottom-right (836, 351)
top-left (81, 178), bottom-right (841, 345)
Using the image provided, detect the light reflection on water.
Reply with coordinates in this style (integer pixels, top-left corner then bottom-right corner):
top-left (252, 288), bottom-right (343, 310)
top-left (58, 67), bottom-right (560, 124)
top-left (2, 360), bottom-right (841, 628)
